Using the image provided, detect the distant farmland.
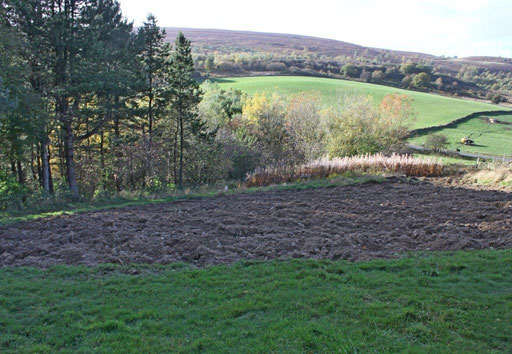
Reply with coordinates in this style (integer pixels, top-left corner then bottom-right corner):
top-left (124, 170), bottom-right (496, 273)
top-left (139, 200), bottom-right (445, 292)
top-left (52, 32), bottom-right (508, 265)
top-left (410, 113), bottom-right (512, 156)
top-left (215, 76), bottom-right (505, 130)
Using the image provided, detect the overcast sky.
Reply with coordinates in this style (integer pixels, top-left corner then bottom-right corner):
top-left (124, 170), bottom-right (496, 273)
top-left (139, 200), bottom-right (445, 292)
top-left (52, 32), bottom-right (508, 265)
top-left (117, 0), bottom-right (512, 58)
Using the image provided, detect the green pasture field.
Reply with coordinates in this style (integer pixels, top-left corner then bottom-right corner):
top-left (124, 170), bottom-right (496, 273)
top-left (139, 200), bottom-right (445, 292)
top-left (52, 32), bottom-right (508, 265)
top-left (410, 113), bottom-right (512, 156)
top-left (215, 76), bottom-right (505, 129)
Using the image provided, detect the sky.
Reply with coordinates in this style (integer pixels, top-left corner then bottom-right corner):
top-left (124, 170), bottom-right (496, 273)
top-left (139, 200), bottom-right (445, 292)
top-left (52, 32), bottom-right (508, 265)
top-left (117, 0), bottom-right (512, 58)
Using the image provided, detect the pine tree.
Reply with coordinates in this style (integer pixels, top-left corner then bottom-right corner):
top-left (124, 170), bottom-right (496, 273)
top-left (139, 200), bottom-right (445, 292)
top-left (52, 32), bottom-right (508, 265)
top-left (136, 14), bottom-right (170, 180)
top-left (10, 0), bottom-right (136, 199)
top-left (0, 17), bottom-right (42, 186)
top-left (168, 32), bottom-right (209, 188)
top-left (137, 14), bottom-right (170, 146)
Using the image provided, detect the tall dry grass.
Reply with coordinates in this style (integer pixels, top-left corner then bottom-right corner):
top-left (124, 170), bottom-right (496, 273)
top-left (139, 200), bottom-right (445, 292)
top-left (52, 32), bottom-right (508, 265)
top-left (245, 153), bottom-right (444, 187)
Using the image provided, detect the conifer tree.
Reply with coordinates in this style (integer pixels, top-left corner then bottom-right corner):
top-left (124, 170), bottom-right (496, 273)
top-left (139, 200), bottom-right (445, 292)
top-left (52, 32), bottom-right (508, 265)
top-left (168, 32), bottom-right (209, 188)
top-left (137, 14), bottom-right (170, 145)
top-left (136, 14), bottom-right (170, 180)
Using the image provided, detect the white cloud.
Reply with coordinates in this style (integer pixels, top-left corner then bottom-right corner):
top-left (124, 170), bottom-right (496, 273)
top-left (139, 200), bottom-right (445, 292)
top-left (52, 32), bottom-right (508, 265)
top-left (117, 0), bottom-right (512, 57)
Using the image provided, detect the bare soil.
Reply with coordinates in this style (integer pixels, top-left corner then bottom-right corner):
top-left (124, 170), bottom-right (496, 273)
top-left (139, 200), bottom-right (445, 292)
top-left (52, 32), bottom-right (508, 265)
top-left (1, 179), bottom-right (511, 268)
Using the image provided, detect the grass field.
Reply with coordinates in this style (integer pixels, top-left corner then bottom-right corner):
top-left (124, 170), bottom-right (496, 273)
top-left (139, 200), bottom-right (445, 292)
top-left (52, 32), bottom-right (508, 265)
top-left (411, 113), bottom-right (512, 156)
top-left (215, 76), bottom-right (505, 129)
top-left (412, 153), bottom-right (478, 165)
top-left (1, 250), bottom-right (511, 352)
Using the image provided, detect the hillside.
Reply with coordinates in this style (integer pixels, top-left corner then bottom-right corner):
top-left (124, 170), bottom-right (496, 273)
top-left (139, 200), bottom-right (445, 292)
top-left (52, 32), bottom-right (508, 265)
top-left (216, 76), bottom-right (503, 129)
top-left (216, 76), bottom-right (511, 157)
top-left (164, 28), bottom-right (512, 74)
top-left (164, 28), bottom-right (512, 102)
top-left (163, 27), bottom-right (436, 63)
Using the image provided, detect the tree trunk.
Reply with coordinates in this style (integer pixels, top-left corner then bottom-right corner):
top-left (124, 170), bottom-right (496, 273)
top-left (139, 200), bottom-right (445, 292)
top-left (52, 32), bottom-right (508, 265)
top-left (41, 138), bottom-right (51, 194)
top-left (36, 143), bottom-right (42, 186)
top-left (113, 115), bottom-right (121, 192)
top-left (173, 120), bottom-right (179, 185)
top-left (16, 160), bottom-right (25, 185)
top-left (179, 114), bottom-right (184, 189)
top-left (31, 145), bottom-right (38, 184)
top-left (147, 62), bottom-right (154, 179)
top-left (10, 160), bottom-right (16, 178)
top-left (64, 120), bottom-right (79, 199)
top-left (100, 129), bottom-right (105, 169)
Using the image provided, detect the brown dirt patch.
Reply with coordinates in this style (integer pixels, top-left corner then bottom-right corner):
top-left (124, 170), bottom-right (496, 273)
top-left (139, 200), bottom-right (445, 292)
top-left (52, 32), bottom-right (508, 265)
top-left (1, 179), bottom-right (511, 268)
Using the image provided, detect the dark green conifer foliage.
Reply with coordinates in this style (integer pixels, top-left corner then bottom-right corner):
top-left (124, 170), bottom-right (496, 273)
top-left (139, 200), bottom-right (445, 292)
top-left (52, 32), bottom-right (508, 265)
top-left (168, 32), bottom-right (210, 188)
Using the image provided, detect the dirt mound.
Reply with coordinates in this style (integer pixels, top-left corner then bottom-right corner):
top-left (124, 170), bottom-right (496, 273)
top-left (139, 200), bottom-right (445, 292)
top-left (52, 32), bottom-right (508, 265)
top-left (1, 180), bottom-right (511, 268)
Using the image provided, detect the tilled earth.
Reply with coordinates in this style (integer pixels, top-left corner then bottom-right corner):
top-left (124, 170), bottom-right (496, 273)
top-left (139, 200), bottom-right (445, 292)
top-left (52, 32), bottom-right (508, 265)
top-left (1, 179), bottom-right (511, 267)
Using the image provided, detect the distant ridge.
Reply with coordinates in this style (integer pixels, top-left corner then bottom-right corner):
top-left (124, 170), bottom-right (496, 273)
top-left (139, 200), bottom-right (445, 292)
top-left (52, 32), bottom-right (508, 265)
top-left (162, 27), bottom-right (511, 72)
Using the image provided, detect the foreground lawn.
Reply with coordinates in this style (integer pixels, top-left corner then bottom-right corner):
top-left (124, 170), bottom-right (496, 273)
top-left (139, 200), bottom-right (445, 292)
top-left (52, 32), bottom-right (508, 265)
top-left (1, 250), bottom-right (511, 352)
top-left (215, 76), bottom-right (505, 129)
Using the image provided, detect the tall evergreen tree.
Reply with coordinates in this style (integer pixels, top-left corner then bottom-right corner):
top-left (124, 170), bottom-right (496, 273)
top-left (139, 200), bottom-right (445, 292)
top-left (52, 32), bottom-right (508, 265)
top-left (137, 14), bottom-right (170, 146)
top-left (0, 16), bottom-right (42, 186)
top-left (8, 0), bottom-right (135, 198)
top-left (136, 14), bottom-right (170, 179)
top-left (168, 32), bottom-right (208, 188)
top-left (6, 0), bottom-right (56, 194)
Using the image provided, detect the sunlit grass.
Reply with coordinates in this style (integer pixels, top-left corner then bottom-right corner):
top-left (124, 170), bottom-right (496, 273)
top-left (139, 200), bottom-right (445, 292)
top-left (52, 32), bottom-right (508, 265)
top-left (215, 76), bottom-right (505, 129)
top-left (1, 250), bottom-right (511, 352)
top-left (410, 114), bottom-right (512, 157)
top-left (412, 153), bottom-right (478, 166)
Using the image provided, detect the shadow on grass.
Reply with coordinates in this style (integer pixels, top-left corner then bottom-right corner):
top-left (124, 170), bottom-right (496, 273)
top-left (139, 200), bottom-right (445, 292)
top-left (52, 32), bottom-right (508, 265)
top-left (209, 78), bottom-right (237, 84)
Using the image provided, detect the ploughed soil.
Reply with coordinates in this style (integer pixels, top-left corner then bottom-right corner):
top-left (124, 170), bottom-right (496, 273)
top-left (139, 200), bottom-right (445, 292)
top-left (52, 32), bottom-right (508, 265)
top-left (1, 179), bottom-right (511, 268)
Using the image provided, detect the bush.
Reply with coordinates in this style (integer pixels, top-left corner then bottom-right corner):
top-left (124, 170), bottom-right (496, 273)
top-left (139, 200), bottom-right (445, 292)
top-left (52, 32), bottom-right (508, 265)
top-left (489, 93), bottom-right (506, 104)
top-left (0, 173), bottom-right (29, 210)
top-left (402, 75), bottom-right (413, 87)
top-left (285, 93), bottom-right (325, 163)
top-left (425, 134), bottom-right (448, 152)
top-left (360, 70), bottom-right (372, 82)
top-left (412, 72), bottom-right (431, 88)
top-left (215, 61), bottom-right (240, 72)
top-left (325, 94), bottom-right (412, 157)
top-left (239, 93), bottom-right (292, 164)
top-left (266, 62), bottom-right (288, 72)
top-left (372, 70), bottom-right (385, 83)
top-left (341, 64), bottom-right (358, 77)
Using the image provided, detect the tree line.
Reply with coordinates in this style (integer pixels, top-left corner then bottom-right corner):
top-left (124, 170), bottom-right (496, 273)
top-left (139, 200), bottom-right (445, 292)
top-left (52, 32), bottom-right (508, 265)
top-left (0, 0), bottom-right (414, 211)
top-left (0, 1), bottom-right (208, 200)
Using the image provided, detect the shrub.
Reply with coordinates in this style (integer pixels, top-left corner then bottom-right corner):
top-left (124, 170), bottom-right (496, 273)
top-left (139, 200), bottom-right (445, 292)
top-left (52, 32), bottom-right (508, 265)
top-left (489, 93), bottom-right (506, 104)
top-left (215, 61), bottom-right (240, 72)
top-left (372, 70), bottom-right (385, 83)
top-left (285, 93), bottom-right (325, 163)
top-left (0, 173), bottom-right (29, 210)
top-left (425, 134), bottom-right (448, 152)
top-left (360, 70), bottom-right (372, 82)
top-left (266, 62), bottom-right (288, 72)
top-left (412, 72), bottom-right (431, 88)
top-left (341, 63), bottom-right (358, 77)
top-left (402, 75), bottom-right (413, 87)
top-left (240, 93), bottom-right (292, 164)
top-left (325, 94), bottom-right (412, 158)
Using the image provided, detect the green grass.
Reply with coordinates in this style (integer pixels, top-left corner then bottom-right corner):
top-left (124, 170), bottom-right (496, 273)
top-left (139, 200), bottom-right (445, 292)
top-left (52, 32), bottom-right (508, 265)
top-left (1, 250), bottom-right (511, 352)
top-left (0, 174), bottom-right (384, 226)
top-left (215, 76), bottom-right (506, 129)
top-left (411, 113), bottom-right (512, 156)
top-left (412, 153), bottom-right (478, 166)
